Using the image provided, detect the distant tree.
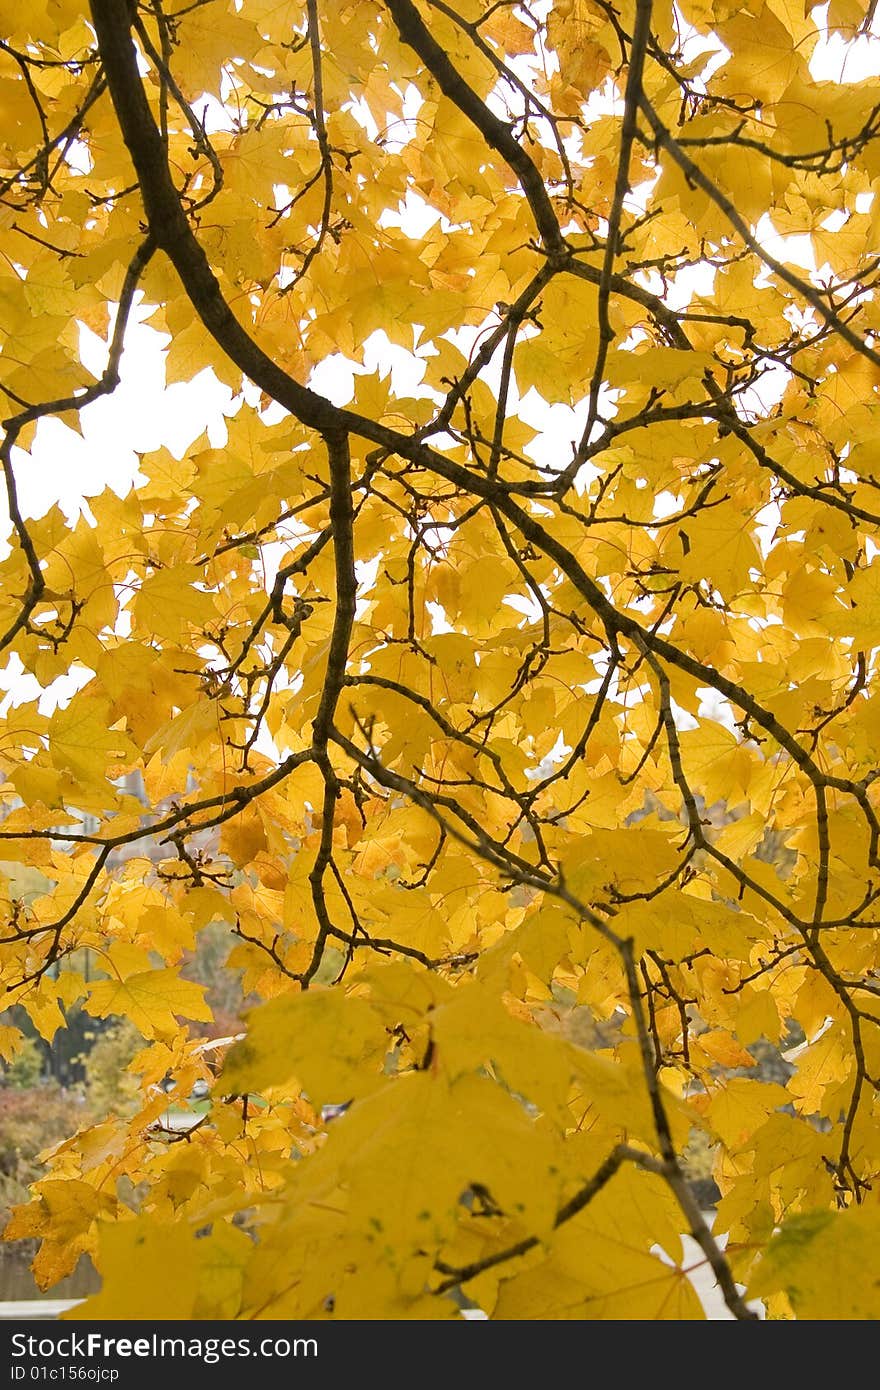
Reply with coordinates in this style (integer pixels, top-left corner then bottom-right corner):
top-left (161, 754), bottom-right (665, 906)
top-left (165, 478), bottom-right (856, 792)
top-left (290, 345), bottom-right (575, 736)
top-left (79, 1019), bottom-right (141, 1118)
top-left (2, 1037), bottom-right (42, 1091)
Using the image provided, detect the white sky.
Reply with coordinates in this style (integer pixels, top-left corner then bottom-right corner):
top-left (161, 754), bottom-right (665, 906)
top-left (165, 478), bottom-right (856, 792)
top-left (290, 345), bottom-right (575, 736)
top-left (17, 310), bottom-right (236, 525)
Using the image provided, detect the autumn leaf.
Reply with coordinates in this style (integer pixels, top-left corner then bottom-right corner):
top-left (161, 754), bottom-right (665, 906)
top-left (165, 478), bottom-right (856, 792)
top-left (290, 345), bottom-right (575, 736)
top-left (84, 970), bottom-right (212, 1038)
top-left (65, 1217), bottom-right (201, 1321)
top-left (49, 697), bottom-right (137, 788)
top-left (221, 987), bottom-right (388, 1105)
top-left (747, 1207), bottom-right (880, 1319)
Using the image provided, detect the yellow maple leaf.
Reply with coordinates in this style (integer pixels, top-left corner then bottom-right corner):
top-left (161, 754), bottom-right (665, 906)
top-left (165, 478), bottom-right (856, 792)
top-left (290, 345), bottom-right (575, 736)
top-left (132, 565), bottom-right (218, 643)
top-left (221, 987), bottom-right (388, 1105)
top-left (49, 698), bottom-right (136, 787)
top-left (493, 1166), bottom-right (704, 1320)
top-left (65, 1216), bottom-right (200, 1320)
top-left (329, 1071), bottom-right (562, 1246)
top-left (705, 1078), bottom-right (790, 1149)
top-left (748, 1206), bottom-right (880, 1319)
top-left (84, 970), bottom-right (212, 1038)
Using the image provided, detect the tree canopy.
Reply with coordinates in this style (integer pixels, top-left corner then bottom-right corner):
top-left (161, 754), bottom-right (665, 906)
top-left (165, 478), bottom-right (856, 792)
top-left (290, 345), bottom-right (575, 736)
top-left (1, 0), bottom-right (880, 1321)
